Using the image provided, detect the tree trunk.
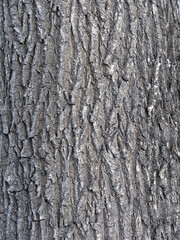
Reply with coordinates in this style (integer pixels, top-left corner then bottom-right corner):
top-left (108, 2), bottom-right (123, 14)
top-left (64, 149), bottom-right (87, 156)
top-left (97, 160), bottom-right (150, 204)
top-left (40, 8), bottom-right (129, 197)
top-left (0, 0), bottom-right (179, 239)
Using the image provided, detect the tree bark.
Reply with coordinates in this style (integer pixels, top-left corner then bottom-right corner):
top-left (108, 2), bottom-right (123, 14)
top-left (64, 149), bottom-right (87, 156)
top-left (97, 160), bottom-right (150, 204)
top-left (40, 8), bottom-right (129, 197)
top-left (0, 0), bottom-right (179, 239)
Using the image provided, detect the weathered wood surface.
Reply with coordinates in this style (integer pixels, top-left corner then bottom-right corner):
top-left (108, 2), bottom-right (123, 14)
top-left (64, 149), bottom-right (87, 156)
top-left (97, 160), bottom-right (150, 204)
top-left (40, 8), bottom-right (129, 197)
top-left (0, 0), bottom-right (179, 239)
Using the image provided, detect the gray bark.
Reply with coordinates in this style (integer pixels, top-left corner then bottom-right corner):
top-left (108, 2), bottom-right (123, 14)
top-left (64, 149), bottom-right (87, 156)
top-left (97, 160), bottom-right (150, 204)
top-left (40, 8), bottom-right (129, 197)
top-left (0, 0), bottom-right (180, 239)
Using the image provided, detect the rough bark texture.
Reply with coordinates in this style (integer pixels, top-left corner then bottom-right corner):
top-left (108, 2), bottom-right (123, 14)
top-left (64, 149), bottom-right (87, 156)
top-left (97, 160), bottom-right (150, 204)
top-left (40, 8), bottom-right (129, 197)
top-left (0, 0), bottom-right (180, 239)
